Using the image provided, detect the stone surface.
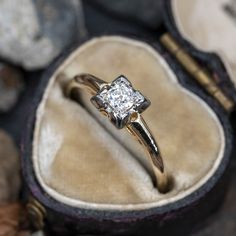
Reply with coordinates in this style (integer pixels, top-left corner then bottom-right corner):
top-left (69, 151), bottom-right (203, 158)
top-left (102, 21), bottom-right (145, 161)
top-left (0, 63), bottom-right (24, 112)
top-left (0, 203), bottom-right (30, 236)
top-left (0, 0), bottom-right (87, 70)
top-left (88, 0), bottom-right (163, 29)
top-left (0, 129), bottom-right (20, 203)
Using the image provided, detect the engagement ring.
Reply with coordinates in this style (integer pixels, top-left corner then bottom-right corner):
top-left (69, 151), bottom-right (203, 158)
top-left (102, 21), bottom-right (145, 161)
top-left (66, 74), bottom-right (168, 193)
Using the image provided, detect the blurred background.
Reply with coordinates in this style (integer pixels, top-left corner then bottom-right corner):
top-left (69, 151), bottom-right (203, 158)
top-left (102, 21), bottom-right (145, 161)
top-left (0, 0), bottom-right (235, 235)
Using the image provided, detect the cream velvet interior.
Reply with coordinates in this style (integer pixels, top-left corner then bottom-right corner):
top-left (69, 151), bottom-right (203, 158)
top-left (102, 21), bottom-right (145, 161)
top-left (33, 36), bottom-right (225, 211)
top-left (172, 0), bottom-right (236, 86)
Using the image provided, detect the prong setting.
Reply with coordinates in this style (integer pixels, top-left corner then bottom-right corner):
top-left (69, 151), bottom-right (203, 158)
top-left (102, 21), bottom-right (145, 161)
top-left (91, 75), bottom-right (150, 129)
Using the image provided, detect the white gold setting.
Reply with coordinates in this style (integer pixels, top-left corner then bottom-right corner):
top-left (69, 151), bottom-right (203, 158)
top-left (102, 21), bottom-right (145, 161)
top-left (91, 75), bottom-right (150, 128)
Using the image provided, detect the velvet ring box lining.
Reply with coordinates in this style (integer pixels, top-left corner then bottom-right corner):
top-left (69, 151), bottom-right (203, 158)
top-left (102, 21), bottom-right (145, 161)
top-left (22, 36), bottom-right (232, 235)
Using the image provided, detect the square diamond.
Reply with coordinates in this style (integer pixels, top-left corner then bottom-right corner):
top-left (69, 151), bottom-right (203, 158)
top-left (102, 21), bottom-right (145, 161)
top-left (91, 75), bottom-right (150, 128)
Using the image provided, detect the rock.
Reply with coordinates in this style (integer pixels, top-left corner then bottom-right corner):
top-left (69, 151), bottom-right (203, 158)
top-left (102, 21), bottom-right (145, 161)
top-left (0, 63), bottom-right (24, 112)
top-left (0, 0), bottom-right (87, 70)
top-left (0, 203), bottom-right (30, 236)
top-left (90, 0), bottom-right (163, 29)
top-left (0, 130), bottom-right (20, 203)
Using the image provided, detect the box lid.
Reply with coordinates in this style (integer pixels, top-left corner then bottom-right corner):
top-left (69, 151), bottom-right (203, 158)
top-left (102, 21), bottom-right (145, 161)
top-left (162, 0), bottom-right (236, 113)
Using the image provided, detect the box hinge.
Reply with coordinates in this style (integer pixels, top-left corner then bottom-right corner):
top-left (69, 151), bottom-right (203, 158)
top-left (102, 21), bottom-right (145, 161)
top-left (160, 33), bottom-right (234, 112)
top-left (26, 197), bottom-right (46, 230)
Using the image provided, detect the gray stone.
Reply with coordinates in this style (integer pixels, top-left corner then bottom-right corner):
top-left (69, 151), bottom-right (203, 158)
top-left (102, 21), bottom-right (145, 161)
top-left (0, 0), bottom-right (87, 70)
top-left (91, 0), bottom-right (163, 29)
top-left (0, 130), bottom-right (20, 203)
top-left (0, 63), bottom-right (24, 112)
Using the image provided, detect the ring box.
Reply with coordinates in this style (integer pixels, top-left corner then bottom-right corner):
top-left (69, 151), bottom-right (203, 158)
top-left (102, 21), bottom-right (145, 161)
top-left (21, 1), bottom-right (235, 235)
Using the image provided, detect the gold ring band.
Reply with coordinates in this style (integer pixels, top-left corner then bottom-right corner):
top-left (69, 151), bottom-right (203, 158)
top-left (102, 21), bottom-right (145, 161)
top-left (66, 74), bottom-right (168, 193)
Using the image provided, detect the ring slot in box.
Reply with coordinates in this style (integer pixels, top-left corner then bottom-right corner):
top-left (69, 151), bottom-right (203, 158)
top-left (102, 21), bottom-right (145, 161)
top-left (22, 35), bottom-right (233, 235)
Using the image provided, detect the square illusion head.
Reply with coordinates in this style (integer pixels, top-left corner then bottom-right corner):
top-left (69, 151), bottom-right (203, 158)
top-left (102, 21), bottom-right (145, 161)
top-left (91, 75), bottom-right (150, 129)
